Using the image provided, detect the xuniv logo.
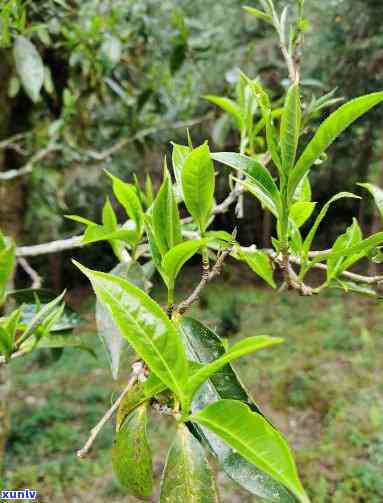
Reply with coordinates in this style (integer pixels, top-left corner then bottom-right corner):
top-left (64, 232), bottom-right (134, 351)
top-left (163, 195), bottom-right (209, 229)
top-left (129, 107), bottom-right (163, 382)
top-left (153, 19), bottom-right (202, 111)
top-left (0, 489), bottom-right (37, 500)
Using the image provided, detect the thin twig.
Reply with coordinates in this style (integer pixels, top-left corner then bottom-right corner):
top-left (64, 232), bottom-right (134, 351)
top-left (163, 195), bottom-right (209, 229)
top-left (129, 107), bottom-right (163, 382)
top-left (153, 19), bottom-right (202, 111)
top-left (76, 361), bottom-right (144, 459)
top-left (71, 114), bottom-right (214, 162)
top-left (16, 235), bottom-right (84, 257)
top-left (0, 145), bottom-right (58, 181)
top-left (17, 258), bottom-right (42, 289)
top-left (0, 132), bottom-right (28, 151)
top-left (177, 243), bottom-right (234, 315)
top-left (0, 349), bottom-right (29, 366)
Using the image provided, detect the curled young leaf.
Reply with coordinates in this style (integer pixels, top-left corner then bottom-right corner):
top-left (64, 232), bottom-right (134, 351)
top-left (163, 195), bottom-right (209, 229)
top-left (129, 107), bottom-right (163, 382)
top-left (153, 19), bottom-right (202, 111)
top-left (280, 84), bottom-right (301, 174)
top-left (105, 171), bottom-right (144, 238)
top-left (358, 182), bottom-right (383, 222)
top-left (152, 169), bottom-right (182, 256)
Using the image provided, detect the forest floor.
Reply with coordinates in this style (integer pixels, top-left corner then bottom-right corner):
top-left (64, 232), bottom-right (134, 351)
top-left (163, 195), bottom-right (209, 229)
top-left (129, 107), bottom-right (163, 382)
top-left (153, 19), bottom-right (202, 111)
top-left (4, 267), bottom-right (383, 502)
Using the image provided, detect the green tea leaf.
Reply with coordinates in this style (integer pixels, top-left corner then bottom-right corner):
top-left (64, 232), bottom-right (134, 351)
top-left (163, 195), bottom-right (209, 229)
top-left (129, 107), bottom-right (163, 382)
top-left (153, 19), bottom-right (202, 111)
top-left (82, 224), bottom-right (138, 246)
top-left (105, 171), bottom-right (144, 237)
top-left (316, 231), bottom-right (383, 262)
top-left (162, 239), bottom-right (207, 289)
top-left (65, 214), bottom-right (95, 226)
top-left (302, 192), bottom-right (359, 258)
top-left (280, 84), bottom-right (301, 174)
top-left (289, 202), bottom-right (316, 229)
top-left (212, 152), bottom-right (281, 216)
top-left (171, 143), bottom-right (192, 200)
top-left (289, 92), bottom-right (383, 199)
top-left (96, 261), bottom-right (148, 380)
top-left (192, 400), bottom-right (309, 503)
top-left (293, 176), bottom-right (312, 203)
top-left (180, 318), bottom-right (296, 502)
top-left (74, 262), bottom-right (188, 400)
top-left (186, 336), bottom-right (283, 405)
top-left (240, 249), bottom-right (276, 288)
top-left (326, 219), bottom-right (362, 280)
top-left (204, 95), bottom-right (244, 131)
top-left (116, 374), bottom-right (167, 432)
top-left (160, 424), bottom-right (220, 503)
top-left (13, 36), bottom-right (44, 102)
top-left (152, 170), bottom-right (182, 256)
top-left (20, 291), bottom-right (66, 343)
top-left (0, 240), bottom-right (15, 305)
top-left (243, 5), bottom-right (273, 24)
top-left (358, 182), bottom-right (383, 222)
top-left (112, 403), bottom-right (153, 498)
top-left (182, 143), bottom-right (215, 232)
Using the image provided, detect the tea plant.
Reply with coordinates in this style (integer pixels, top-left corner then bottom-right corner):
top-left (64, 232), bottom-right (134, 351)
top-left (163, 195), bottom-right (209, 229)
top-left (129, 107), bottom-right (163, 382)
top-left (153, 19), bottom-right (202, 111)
top-left (3, 0), bottom-right (383, 501)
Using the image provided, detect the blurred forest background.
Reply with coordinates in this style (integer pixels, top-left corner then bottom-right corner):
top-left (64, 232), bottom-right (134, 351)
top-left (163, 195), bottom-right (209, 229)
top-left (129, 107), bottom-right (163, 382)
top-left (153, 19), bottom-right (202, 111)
top-left (2, 0), bottom-right (383, 501)
top-left (1, 0), bottom-right (383, 285)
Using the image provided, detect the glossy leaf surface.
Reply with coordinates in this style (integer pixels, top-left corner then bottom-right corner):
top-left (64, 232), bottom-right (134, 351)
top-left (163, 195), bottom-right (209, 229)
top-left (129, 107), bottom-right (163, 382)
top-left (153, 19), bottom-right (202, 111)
top-left (76, 262), bottom-right (188, 398)
top-left (162, 239), bottom-right (207, 288)
top-left (152, 172), bottom-right (182, 256)
top-left (280, 84), bottom-right (301, 174)
top-left (192, 400), bottom-right (309, 503)
top-left (289, 92), bottom-right (383, 199)
top-left (96, 261), bottom-right (147, 379)
top-left (212, 152), bottom-right (281, 216)
top-left (182, 143), bottom-right (215, 232)
top-left (186, 336), bottom-right (283, 403)
top-left (180, 318), bottom-right (297, 502)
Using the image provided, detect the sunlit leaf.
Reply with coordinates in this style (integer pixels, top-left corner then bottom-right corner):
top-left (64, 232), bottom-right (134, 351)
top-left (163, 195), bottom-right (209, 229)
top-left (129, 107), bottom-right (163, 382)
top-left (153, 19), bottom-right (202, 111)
top-left (179, 318), bottom-right (296, 502)
top-left (186, 336), bottom-right (282, 405)
top-left (289, 92), bottom-right (383, 199)
top-left (105, 171), bottom-right (144, 237)
top-left (280, 84), bottom-right (301, 174)
top-left (243, 5), bottom-right (273, 24)
top-left (240, 249), bottom-right (276, 288)
top-left (212, 152), bottom-right (281, 216)
top-left (152, 169), bottom-right (182, 256)
top-left (204, 95), bottom-right (244, 131)
top-left (182, 143), bottom-right (215, 232)
top-left (162, 239), bottom-right (207, 289)
top-left (289, 202), bottom-right (316, 229)
top-left (192, 400), bottom-right (309, 503)
top-left (75, 262), bottom-right (188, 399)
